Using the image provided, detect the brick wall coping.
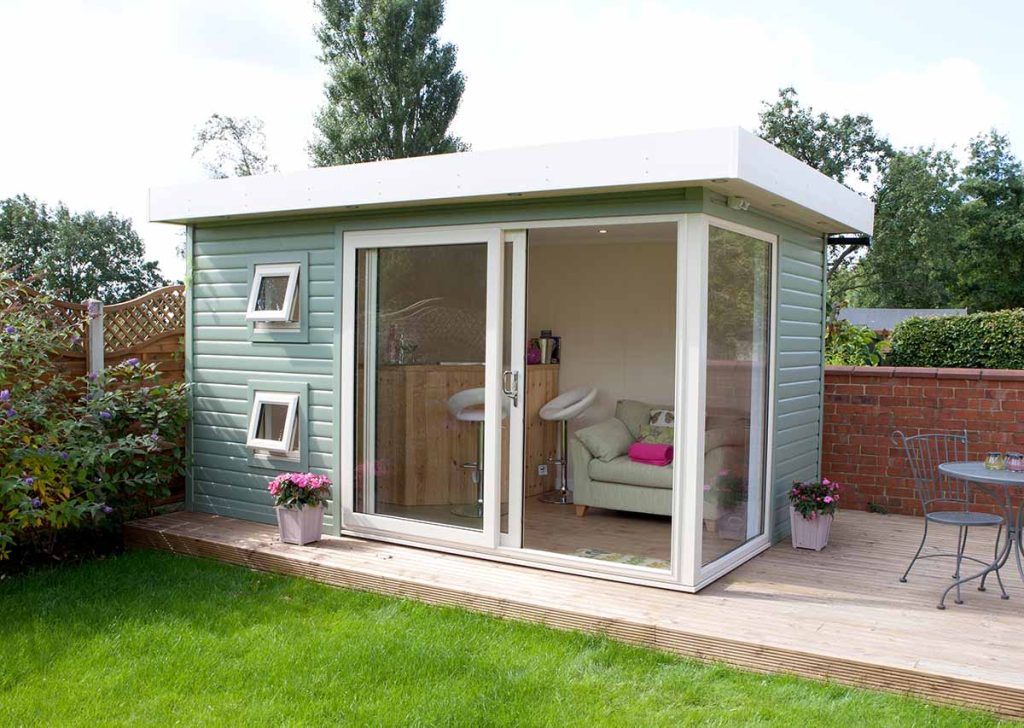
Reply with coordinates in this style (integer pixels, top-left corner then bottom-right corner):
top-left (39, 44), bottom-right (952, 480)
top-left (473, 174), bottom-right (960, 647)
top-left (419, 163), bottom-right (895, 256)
top-left (825, 365), bottom-right (1024, 382)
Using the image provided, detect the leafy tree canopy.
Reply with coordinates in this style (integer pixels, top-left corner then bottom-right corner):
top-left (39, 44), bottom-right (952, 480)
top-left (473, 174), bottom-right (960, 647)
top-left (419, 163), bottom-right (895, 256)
top-left (857, 131), bottom-right (1024, 311)
top-left (0, 195), bottom-right (166, 303)
top-left (955, 131), bottom-right (1024, 311)
top-left (757, 87), bottom-right (893, 187)
top-left (309, 0), bottom-right (468, 166)
top-left (856, 147), bottom-right (964, 308)
top-left (193, 113), bottom-right (276, 179)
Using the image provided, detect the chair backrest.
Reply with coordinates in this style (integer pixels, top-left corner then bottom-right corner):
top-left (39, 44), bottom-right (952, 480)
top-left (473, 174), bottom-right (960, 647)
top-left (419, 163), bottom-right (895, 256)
top-left (892, 430), bottom-right (969, 511)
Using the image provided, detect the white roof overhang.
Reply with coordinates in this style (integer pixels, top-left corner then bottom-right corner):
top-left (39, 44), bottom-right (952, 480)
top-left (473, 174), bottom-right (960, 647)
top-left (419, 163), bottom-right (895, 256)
top-left (149, 126), bottom-right (873, 235)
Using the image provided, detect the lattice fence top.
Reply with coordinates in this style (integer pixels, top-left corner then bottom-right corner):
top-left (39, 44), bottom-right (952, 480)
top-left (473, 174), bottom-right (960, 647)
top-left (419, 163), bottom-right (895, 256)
top-left (104, 285), bottom-right (185, 354)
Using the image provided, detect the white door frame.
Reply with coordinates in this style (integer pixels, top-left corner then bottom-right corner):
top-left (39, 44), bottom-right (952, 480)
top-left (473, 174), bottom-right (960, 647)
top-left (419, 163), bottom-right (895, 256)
top-left (500, 230), bottom-right (528, 548)
top-left (340, 225), bottom-right (504, 548)
top-left (338, 212), bottom-right (779, 591)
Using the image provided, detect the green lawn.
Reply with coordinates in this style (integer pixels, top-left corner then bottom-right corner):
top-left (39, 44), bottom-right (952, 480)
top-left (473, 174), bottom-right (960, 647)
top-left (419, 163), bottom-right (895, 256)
top-left (0, 550), bottom-right (1011, 727)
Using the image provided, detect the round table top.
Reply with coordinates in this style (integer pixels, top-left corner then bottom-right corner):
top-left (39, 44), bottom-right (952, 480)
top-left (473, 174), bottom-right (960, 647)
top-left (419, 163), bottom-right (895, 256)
top-left (939, 461), bottom-right (1024, 486)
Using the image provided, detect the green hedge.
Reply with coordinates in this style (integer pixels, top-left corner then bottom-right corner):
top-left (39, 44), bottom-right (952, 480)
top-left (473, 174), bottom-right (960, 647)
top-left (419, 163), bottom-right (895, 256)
top-left (886, 309), bottom-right (1024, 369)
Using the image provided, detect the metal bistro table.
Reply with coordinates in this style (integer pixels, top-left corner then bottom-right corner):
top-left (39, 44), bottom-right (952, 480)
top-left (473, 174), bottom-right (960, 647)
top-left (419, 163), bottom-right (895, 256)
top-left (938, 461), bottom-right (1024, 606)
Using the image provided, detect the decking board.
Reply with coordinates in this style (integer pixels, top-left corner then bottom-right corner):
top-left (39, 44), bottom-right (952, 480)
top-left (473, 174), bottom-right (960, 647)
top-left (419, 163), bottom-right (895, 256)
top-left (126, 509), bottom-right (1024, 718)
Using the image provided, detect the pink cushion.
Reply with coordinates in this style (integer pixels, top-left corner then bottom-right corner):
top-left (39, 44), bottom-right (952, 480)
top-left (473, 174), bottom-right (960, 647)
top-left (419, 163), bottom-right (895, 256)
top-left (628, 442), bottom-right (673, 466)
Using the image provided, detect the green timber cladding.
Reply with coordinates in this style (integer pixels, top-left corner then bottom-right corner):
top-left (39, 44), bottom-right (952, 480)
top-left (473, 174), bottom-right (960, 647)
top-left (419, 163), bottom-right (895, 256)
top-left (189, 220), bottom-right (338, 529)
top-left (184, 189), bottom-right (827, 542)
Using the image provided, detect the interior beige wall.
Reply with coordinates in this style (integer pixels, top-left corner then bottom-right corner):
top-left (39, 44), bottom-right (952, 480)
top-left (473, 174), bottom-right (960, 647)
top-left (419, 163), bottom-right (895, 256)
top-left (527, 240), bottom-right (677, 434)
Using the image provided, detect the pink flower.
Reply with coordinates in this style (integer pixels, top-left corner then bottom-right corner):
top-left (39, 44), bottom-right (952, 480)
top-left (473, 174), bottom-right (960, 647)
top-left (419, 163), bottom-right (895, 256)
top-left (822, 478), bottom-right (831, 485)
top-left (824, 496), bottom-right (833, 504)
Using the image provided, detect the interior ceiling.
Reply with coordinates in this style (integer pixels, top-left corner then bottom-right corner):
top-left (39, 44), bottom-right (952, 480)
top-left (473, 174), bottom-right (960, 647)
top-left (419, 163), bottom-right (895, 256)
top-left (528, 222), bottom-right (677, 246)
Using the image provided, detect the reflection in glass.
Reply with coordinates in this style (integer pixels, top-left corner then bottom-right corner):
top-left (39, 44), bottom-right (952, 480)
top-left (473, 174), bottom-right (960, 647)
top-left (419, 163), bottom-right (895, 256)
top-left (256, 276), bottom-right (290, 312)
top-left (702, 226), bottom-right (771, 565)
top-left (255, 402), bottom-right (289, 442)
top-left (354, 244), bottom-right (488, 530)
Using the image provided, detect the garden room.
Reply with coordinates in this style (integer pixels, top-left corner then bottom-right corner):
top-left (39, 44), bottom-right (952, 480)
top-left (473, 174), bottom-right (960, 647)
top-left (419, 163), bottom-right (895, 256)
top-left (151, 128), bottom-right (871, 591)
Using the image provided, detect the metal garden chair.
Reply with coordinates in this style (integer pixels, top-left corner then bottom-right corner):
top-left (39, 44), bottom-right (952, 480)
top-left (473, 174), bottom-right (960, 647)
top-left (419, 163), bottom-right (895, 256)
top-left (893, 430), bottom-right (1008, 608)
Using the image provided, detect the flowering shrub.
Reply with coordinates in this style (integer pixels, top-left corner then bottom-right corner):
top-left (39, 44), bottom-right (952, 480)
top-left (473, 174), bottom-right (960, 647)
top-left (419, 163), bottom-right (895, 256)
top-left (268, 472), bottom-right (332, 509)
top-left (0, 278), bottom-right (188, 566)
top-left (789, 478), bottom-right (840, 520)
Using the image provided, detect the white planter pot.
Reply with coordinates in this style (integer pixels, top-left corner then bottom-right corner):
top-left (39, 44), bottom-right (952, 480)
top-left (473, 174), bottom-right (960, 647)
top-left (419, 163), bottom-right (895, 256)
top-left (790, 506), bottom-right (832, 551)
top-left (275, 504), bottom-right (324, 545)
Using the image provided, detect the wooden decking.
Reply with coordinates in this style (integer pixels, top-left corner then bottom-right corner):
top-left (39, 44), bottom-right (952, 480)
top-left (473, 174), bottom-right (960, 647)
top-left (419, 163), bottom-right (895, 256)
top-left (126, 509), bottom-right (1024, 718)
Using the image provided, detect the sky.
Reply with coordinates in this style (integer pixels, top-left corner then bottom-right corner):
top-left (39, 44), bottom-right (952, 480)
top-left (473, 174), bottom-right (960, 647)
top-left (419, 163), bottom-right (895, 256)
top-left (1, 0), bottom-right (1021, 283)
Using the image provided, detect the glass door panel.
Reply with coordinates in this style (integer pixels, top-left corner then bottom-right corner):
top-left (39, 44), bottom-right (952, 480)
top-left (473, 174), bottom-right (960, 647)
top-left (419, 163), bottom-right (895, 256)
top-left (353, 242), bottom-right (491, 531)
top-left (702, 224), bottom-right (772, 565)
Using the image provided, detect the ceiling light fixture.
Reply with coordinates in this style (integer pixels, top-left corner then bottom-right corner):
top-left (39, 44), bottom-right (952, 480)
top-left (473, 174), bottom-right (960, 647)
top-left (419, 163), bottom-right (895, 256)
top-left (598, 229), bottom-right (608, 234)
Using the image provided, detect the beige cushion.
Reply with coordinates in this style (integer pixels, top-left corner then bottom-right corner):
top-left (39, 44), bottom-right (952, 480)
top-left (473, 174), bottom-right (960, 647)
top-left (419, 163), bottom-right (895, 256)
top-left (589, 456), bottom-right (673, 489)
top-left (574, 418), bottom-right (633, 462)
top-left (614, 399), bottom-right (672, 440)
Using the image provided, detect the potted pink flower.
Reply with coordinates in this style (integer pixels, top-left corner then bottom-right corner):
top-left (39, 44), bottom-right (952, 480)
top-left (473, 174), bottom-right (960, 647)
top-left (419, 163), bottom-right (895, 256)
top-left (269, 472), bottom-right (332, 545)
top-left (788, 478), bottom-right (840, 551)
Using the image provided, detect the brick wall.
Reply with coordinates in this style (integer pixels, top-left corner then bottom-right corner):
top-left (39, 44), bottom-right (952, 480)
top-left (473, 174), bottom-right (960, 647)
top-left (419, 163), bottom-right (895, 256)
top-left (822, 366), bottom-right (1024, 516)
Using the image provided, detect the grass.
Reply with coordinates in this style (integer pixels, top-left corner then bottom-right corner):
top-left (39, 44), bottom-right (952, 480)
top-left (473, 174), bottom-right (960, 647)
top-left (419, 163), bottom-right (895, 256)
top-left (0, 550), bottom-right (1012, 727)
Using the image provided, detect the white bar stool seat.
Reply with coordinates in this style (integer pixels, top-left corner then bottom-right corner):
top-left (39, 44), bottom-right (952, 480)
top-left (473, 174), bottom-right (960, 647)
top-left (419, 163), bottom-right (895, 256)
top-left (539, 386), bottom-right (598, 505)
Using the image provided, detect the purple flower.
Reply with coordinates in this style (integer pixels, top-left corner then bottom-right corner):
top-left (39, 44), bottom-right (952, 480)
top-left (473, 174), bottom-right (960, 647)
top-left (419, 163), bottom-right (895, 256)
top-left (99, 410), bottom-right (112, 421)
top-left (30, 497), bottom-right (41, 508)
top-left (125, 357), bottom-right (140, 367)
top-left (3, 325), bottom-right (15, 335)
top-left (87, 371), bottom-right (99, 381)
top-left (150, 432), bottom-right (160, 442)
top-left (22, 476), bottom-right (34, 486)
top-left (59, 451), bottom-right (69, 460)
top-left (101, 505), bottom-right (113, 514)
top-left (0, 390), bottom-right (9, 402)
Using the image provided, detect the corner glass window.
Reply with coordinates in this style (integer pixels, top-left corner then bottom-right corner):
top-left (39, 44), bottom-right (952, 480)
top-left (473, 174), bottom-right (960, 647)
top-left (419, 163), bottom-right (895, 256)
top-left (702, 224), bottom-right (772, 565)
top-left (246, 263), bottom-right (300, 323)
top-left (246, 391), bottom-right (300, 457)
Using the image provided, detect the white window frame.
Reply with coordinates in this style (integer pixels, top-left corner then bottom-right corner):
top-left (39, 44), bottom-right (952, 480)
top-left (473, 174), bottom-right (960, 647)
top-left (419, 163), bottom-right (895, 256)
top-left (246, 391), bottom-right (300, 454)
top-left (245, 263), bottom-right (300, 322)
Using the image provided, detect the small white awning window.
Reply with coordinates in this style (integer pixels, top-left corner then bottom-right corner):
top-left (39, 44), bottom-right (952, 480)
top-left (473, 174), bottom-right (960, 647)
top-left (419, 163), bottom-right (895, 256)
top-left (246, 391), bottom-right (300, 454)
top-left (246, 263), bottom-right (300, 322)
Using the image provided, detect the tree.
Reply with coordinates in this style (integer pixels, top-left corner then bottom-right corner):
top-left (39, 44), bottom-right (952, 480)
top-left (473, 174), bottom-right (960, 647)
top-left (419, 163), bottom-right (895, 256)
top-left (309, 0), bottom-right (468, 166)
top-left (193, 113), bottom-right (276, 179)
top-left (856, 148), bottom-right (964, 308)
top-left (0, 195), bottom-right (166, 302)
top-left (756, 87), bottom-right (893, 301)
top-left (758, 88), bottom-right (893, 186)
top-left (954, 131), bottom-right (1024, 310)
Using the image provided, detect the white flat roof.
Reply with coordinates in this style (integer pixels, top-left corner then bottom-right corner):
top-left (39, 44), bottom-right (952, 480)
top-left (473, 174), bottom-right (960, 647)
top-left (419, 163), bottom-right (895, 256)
top-left (149, 127), bottom-right (873, 234)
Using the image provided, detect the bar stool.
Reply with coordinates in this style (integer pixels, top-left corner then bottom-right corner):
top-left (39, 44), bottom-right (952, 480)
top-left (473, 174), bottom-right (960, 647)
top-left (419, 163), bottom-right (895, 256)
top-left (539, 386), bottom-right (598, 505)
top-left (448, 388), bottom-right (511, 519)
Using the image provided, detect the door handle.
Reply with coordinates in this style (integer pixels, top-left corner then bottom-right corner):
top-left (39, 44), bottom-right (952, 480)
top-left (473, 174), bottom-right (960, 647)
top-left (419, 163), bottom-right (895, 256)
top-left (502, 369), bottom-right (519, 407)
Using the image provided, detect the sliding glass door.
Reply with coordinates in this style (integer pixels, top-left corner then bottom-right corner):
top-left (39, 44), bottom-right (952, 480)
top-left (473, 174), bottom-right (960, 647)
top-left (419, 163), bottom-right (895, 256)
top-left (341, 227), bottom-right (507, 547)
